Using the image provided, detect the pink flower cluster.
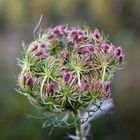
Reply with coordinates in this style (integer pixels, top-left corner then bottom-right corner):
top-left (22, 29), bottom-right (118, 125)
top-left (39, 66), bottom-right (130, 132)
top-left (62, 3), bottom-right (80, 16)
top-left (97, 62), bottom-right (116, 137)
top-left (28, 25), bottom-right (124, 65)
top-left (18, 24), bottom-right (125, 113)
top-left (63, 71), bottom-right (111, 97)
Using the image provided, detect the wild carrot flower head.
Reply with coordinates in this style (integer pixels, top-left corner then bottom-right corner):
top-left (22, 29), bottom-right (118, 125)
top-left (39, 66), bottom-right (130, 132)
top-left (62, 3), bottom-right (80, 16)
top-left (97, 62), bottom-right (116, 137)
top-left (17, 25), bottom-right (125, 127)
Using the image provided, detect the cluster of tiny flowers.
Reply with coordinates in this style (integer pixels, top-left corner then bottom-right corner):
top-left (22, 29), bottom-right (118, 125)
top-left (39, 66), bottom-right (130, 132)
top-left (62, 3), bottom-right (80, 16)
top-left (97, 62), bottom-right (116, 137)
top-left (17, 24), bottom-right (124, 116)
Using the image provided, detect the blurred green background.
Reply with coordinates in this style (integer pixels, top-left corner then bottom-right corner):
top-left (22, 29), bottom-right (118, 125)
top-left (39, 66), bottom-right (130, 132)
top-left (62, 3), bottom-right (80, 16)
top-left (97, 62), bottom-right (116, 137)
top-left (0, 0), bottom-right (140, 140)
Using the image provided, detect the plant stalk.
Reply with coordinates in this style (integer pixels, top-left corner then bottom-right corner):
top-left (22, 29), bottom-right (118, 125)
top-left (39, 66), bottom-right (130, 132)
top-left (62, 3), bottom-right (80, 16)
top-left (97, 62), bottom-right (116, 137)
top-left (75, 111), bottom-right (85, 140)
top-left (102, 66), bottom-right (106, 83)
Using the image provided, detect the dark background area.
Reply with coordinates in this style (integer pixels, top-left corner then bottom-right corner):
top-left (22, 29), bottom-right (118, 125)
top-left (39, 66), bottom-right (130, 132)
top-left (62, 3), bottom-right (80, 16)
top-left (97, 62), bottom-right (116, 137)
top-left (0, 0), bottom-right (140, 140)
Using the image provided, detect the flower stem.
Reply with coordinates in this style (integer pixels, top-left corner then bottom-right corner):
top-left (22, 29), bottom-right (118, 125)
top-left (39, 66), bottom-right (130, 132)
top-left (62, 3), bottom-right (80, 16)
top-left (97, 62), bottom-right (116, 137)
top-left (75, 111), bottom-right (84, 140)
top-left (77, 71), bottom-right (81, 87)
top-left (102, 66), bottom-right (106, 83)
top-left (40, 75), bottom-right (47, 102)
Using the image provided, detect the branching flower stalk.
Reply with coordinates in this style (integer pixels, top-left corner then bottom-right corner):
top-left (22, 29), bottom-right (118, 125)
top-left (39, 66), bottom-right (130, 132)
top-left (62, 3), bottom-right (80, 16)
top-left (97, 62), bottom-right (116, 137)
top-left (17, 24), bottom-right (125, 140)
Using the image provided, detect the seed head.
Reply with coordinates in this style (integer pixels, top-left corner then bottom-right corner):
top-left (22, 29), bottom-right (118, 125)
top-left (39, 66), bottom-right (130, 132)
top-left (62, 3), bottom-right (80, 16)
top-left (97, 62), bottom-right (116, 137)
top-left (17, 24), bottom-right (125, 127)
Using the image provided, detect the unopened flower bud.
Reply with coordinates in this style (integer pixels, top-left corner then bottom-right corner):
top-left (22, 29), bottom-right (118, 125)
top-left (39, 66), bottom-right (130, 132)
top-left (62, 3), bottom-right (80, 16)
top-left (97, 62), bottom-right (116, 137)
top-left (60, 51), bottom-right (69, 58)
top-left (93, 29), bottom-right (101, 40)
top-left (115, 47), bottom-right (122, 56)
top-left (22, 75), bottom-right (38, 90)
top-left (67, 41), bottom-right (74, 48)
top-left (81, 81), bottom-right (91, 92)
top-left (118, 55), bottom-right (124, 63)
top-left (104, 83), bottom-right (111, 97)
top-left (29, 42), bottom-right (48, 59)
top-left (45, 82), bottom-right (58, 96)
top-left (64, 71), bottom-right (74, 85)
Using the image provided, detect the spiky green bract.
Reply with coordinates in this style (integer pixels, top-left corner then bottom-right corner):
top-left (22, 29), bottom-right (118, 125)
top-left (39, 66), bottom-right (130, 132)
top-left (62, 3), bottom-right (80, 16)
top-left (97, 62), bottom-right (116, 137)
top-left (17, 24), bottom-right (124, 129)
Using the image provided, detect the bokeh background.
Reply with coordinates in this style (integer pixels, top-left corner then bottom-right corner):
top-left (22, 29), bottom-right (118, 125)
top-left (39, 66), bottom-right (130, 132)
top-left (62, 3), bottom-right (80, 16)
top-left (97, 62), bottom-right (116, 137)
top-left (0, 0), bottom-right (140, 140)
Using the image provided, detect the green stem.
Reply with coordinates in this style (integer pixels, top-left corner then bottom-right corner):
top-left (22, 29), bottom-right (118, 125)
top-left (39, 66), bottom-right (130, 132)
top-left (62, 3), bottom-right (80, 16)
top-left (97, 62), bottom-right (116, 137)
top-left (75, 111), bottom-right (84, 140)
